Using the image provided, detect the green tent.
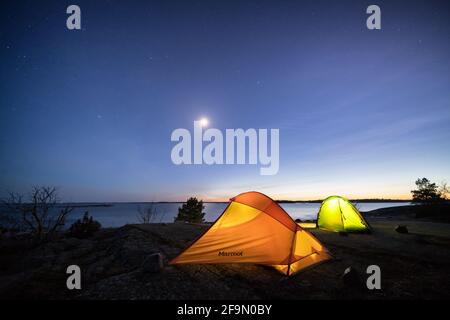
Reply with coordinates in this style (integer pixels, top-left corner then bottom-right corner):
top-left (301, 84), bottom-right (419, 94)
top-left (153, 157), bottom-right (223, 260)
top-left (317, 196), bottom-right (371, 232)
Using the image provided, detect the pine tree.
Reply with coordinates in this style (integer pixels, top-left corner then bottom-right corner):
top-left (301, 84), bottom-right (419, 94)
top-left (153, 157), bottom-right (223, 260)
top-left (175, 197), bottom-right (205, 223)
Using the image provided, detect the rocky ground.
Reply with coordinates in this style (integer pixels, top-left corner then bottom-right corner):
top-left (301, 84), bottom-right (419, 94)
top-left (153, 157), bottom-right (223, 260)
top-left (1, 207), bottom-right (450, 300)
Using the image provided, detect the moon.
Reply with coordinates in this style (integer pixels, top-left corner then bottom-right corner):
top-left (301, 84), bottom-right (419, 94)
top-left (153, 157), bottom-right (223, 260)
top-left (199, 117), bottom-right (208, 127)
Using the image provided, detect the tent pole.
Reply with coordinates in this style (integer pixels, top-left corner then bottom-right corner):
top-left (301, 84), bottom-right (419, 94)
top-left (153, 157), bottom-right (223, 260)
top-left (286, 228), bottom-right (297, 276)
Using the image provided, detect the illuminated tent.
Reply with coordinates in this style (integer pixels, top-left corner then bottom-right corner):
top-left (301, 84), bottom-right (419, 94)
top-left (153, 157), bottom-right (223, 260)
top-left (170, 191), bottom-right (332, 276)
top-left (317, 196), bottom-right (371, 232)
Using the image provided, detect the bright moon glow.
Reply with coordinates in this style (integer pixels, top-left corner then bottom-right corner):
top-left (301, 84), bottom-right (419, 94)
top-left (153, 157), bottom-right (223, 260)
top-left (199, 118), bottom-right (209, 127)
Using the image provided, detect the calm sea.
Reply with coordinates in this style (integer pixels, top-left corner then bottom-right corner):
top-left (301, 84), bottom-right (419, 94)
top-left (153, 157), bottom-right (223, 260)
top-left (64, 202), bottom-right (411, 228)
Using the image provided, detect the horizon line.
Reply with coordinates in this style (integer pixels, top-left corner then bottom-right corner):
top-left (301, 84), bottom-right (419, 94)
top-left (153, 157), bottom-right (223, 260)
top-left (59, 198), bottom-right (414, 204)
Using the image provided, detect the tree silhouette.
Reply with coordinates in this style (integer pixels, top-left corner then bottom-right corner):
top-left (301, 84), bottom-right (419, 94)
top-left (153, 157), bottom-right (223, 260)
top-left (411, 178), bottom-right (442, 204)
top-left (175, 197), bottom-right (205, 223)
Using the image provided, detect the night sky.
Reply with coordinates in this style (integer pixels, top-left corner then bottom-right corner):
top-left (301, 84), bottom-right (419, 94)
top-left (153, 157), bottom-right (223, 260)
top-left (1, 0), bottom-right (449, 202)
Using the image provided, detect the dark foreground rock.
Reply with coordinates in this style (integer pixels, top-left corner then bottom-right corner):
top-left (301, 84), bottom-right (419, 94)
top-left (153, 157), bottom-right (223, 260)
top-left (142, 253), bottom-right (164, 273)
top-left (341, 267), bottom-right (363, 289)
top-left (0, 220), bottom-right (450, 300)
top-left (395, 225), bottom-right (409, 234)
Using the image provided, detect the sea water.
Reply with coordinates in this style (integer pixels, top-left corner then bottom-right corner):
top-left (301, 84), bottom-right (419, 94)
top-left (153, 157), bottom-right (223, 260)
top-left (62, 201), bottom-right (411, 228)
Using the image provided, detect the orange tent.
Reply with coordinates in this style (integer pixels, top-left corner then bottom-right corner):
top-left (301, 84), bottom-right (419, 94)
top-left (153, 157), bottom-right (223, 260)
top-left (170, 192), bottom-right (332, 276)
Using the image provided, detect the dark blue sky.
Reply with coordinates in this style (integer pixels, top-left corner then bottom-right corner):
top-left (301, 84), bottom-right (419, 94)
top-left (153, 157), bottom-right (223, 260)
top-left (1, 0), bottom-right (449, 201)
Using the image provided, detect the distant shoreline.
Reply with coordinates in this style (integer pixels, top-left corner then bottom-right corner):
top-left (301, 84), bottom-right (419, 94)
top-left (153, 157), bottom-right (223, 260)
top-left (59, 199), bottom-right (412, 206)
top-left (277, 199), bottom-right (412, 204)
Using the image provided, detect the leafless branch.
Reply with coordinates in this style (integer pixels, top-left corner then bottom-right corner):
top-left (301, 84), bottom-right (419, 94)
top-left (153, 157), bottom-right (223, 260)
top-left (1, 186), bottom-right (73, 241)
top-left (136, 204), bottom-right (159, 224)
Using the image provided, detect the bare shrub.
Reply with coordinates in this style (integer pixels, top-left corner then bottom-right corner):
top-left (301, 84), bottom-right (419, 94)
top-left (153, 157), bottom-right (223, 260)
top-left (136, 204), bottom-right (159, 224)
top-left (1, 186), bottom-right (73, 241)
